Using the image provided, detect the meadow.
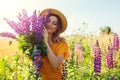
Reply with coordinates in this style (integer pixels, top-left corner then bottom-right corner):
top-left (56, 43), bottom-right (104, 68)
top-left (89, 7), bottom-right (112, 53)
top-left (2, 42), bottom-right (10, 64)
top-left (0, 38), bottom-right (18, 56)
top-left (0, 33), bottom-right (120, 80)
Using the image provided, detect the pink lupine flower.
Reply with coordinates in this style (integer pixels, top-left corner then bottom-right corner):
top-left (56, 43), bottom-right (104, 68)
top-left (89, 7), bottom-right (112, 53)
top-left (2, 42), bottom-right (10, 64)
top-left (106, 52), bottom-right (113, 69)
top-left (89, 38), bottom-right (95, 51)
top-left (74, 42), bottom-right (84, 61)
top-left (0, 32), bottom-right (17, 39)
top-left (106, 42), bottom-right (114, 69)
top-left (3, 18), bottom-right (24, 34)
top-left (17, 9), bottom-right (31, 34)
top-left (113, 33), bottom-right (119, 51)
top-left (119, 38), bottom-right (120, 47)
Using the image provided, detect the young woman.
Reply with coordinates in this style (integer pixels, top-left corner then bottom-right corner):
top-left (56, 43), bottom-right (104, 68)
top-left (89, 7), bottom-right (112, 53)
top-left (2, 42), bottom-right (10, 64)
top-left (40, 8), bottom-right (69, 80)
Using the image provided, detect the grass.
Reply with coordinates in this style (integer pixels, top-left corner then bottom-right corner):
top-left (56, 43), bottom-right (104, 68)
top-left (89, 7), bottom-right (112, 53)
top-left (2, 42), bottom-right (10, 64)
top-left (0, 38), bottom-right (18, 57)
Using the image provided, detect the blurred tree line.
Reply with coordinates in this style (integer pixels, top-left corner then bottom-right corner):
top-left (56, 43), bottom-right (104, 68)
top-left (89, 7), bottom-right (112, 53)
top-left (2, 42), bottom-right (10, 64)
top-left (100, 26), bottom-right (113, 35)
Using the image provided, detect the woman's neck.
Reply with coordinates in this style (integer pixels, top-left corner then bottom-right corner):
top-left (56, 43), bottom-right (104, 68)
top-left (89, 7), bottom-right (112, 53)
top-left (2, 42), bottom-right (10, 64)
top-left (48, 34), bottom-right (53, 44)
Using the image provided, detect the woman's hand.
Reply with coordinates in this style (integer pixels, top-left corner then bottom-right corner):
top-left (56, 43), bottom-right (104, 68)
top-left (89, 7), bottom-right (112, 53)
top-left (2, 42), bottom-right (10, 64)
top-left (43, 26), bottom-right (49, 45)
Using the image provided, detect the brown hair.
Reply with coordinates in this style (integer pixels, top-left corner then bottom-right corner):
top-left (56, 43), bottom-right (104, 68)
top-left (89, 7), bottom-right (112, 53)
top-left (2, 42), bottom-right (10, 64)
top-left (48, 14), bottom-right (66, 43)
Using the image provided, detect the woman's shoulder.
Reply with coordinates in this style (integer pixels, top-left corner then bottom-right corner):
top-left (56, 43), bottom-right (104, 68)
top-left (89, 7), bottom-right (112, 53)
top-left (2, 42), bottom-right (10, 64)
top-left (58, 41), bottom-right (68, 47)
top-left (52, 40), bottom-right (67, 46)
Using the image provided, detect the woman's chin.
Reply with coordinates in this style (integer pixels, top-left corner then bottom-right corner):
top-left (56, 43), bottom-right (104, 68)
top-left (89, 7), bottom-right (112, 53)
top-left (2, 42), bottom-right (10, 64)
top-left (47, 30), bottom-right (55, 34)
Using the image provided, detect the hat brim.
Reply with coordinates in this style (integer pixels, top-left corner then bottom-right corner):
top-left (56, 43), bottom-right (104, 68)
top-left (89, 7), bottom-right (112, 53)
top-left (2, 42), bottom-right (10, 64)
top-left (40, 8), bottom-right (67, 33)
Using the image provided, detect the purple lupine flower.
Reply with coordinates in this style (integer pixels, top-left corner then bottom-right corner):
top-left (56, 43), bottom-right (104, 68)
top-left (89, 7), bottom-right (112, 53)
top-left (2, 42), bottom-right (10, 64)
top-left (119, 38), bottom-right (120, 47)
top-left (4, 9), bottom-right (31, 35)
top-left (94, 40), bottom-right (101, 73)
top-left (62, 69), bottom-right (68, 78)
top-left (30, 10), bottom-right (44, 44)
top-left (34, 50), bottom-right (41, 59)
top-left (113, 33), bottom-right (119, 51)
top-left (62, 60), bottom-right (68, 79)
top-left (0, 32), bottom-right (17, 39)
top-left (110, 75), bottom-right (115, 80)
top-left (35, 15), bottom-right (44, 44)
top-left (31, 10), bottom-right (38, 32)
top-left (17, 9), bottom-right (31, 34)
top-left (33, 45), bottom-right (42, 74)
top-left (4, 18), bottom-right (24, 34)
top-left (42, 11), bottom-right (50, 25)
top-left (35, 12), bottom-right (50, 44)
top-left (106, 44), bottom-right (114, 69)
top-left (34, 60), bottom-right (42, 68)
top-left (17, 22), bottom-right (26, 34)
top-left (106, 52), bottom-right (113, 69)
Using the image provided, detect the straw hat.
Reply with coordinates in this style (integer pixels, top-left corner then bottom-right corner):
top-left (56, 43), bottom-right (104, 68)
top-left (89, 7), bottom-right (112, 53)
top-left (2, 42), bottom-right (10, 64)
top-left (40, 8), bottom-right (67, 33)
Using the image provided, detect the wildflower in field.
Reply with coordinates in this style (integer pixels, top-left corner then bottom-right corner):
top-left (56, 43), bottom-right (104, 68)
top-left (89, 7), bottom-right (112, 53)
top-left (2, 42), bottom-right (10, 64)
top-left (0, 32), bottom-right (17, 39)
top-left (94, 40), bottom-right (101, 73)
top-left (119, 38), bottom-right (120, 47)
top-left (74, 42), bottom-right (84, 61)
top-left (62, 60), bottom-right (68, 80)
top-left (108, 39), bottom-right (118, 69)
top-left (89, 38), bottom-right (95, 52)
top-left (106, 46), bottom-right (114, 69)
top-left (110, 74), bottom-right (115, 80)
top-left (113, 33), bottom-right (119, 51)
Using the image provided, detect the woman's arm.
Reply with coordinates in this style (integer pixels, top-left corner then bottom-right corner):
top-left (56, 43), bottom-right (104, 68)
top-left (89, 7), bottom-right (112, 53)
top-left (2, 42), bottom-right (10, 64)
top-left (43, 26), bottom-right (64, 69)
top-left (46, 43), bottom-right (64, 69)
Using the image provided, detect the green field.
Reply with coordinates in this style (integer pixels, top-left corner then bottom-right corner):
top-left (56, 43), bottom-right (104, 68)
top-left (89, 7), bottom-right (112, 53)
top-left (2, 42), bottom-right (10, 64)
top-left (0, 34), bottom-right (120, 80)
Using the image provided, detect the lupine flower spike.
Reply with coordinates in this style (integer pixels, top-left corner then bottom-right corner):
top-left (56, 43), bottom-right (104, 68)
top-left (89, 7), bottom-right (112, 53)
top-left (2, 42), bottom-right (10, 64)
top-left (74, 42), bottom-right (84, 61)
top-left (33, 45), bottom-right (42, 79)
top-left (0, 32), bottom-right (17, 39)
top-left (94, 40), bottom-right (102, 80)
top-left (113, 33), bottom-right (119, 51)
top-left (106, 45), bottom-right (114, 69)
top-left (94, 40), bottom-right (101, 73)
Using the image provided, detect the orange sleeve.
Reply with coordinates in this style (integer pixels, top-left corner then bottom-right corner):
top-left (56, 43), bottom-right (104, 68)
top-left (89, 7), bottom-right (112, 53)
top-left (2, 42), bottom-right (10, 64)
top-left (56, 42), bottom-right (69, 59)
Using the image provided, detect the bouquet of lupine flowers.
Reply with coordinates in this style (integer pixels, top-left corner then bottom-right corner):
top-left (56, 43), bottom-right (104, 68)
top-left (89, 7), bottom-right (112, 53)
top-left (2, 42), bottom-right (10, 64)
top-left (0, 9), bottom-right (49, 78)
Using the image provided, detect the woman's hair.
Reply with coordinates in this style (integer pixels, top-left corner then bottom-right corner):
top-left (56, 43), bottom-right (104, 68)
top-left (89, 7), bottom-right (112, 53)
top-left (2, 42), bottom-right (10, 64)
top-left (48, 14), bottom-right (65, 43)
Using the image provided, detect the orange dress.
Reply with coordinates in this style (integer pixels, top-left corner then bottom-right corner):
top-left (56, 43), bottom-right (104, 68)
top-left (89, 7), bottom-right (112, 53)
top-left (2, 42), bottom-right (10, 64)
top-left (40, 41), bottom-right (69, 80)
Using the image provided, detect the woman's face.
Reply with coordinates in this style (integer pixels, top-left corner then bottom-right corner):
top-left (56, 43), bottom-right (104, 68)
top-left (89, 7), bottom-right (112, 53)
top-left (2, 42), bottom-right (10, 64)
top-left (45, 15), bottom-right (58, 34)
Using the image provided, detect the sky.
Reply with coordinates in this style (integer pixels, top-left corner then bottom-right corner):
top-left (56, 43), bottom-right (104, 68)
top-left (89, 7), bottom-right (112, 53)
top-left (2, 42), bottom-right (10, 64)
top-left (0, 0), bottom-right (120, 36)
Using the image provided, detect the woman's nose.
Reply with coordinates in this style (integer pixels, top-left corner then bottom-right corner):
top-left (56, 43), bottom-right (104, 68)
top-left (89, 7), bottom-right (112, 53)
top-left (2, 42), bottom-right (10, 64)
top-left (47, 21), bottom-right (52, 25)
top-left (46, 23), bottom-right (52, 28)
top-left (47, 22), bottom-right (52, 26)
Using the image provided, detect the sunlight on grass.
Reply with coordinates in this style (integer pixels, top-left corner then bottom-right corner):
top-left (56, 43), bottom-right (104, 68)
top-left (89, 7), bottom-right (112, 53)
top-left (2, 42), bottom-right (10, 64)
top-left (0, 38), bottom-right (18, 56)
